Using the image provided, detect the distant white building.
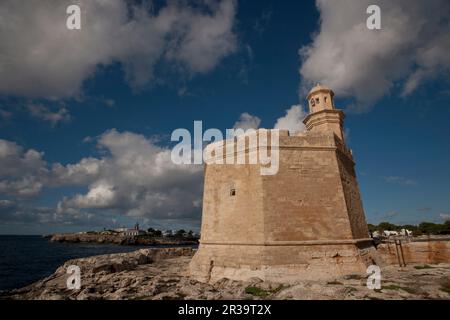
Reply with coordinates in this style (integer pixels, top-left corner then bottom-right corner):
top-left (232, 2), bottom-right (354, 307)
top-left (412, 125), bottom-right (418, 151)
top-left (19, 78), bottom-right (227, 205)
top-left (399, 228), bottom-right (413, 237)
top-left (115, 223), bottom-right (146, 237)
top-left (383, 230), bottom-right (399, 237)
top-left (371, 229), bottom-right (412, 238)
top-left (123, 229), bottom-right (146, 236)
top-left (163, 230), bottom-right (174, 237)
top-left (372, 230), bottom-right (381, 238)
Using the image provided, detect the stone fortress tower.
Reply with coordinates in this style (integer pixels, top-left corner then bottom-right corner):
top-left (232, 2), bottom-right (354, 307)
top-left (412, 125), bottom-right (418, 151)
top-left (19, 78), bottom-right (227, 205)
top-left (189, 85), bottom-right (378, 283)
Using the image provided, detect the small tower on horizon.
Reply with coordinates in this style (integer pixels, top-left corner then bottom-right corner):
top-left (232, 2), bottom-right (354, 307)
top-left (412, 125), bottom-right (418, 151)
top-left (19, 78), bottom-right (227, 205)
top-left (303, 84), bottom-right (345, 141)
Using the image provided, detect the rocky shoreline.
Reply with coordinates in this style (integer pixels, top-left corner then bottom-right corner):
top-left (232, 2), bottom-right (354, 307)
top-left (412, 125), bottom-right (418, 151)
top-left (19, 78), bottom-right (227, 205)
top-left (2, 247), bottom-right (450, 300)
top-left (49, 233), bottom-right (198, 246)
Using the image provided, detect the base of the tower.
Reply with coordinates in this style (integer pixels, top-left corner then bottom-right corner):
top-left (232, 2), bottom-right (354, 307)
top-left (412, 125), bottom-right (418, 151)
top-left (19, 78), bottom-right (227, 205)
top-left (189, 239), bottom-right (380, 283)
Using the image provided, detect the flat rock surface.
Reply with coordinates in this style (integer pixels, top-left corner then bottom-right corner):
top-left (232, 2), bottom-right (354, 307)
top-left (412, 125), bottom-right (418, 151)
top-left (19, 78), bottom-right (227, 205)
top-left (2, 248), bottom-right (450, 300)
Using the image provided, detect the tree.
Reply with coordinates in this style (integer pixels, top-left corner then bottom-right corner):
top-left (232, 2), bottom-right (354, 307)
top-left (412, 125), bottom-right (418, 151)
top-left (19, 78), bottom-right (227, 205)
top-left (378, 222), bottom-right (397, 231)
top-left (419, 222), bottom-right (440, 235)
top-left (368, 221), bottom-right (450, 236)
top-left (154, 230), bottom-right (162, 237)
top-left (175, 229), bottom-right (186, 237)
top-left (441, 221), bottom-right (450, 235)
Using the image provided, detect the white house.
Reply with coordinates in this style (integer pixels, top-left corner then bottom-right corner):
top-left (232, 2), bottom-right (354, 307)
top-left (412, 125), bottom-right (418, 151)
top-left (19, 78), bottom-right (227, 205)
top-left (163, 230), bottom-right (174, 237)
top-left (123, 229), bottom-right (146, 236)
top-left (383, 230), bottom-right (399, 237)
top-left (399, 228), bottom-right (413, 237)
top-left (116, 223), bottom-right (146, 237)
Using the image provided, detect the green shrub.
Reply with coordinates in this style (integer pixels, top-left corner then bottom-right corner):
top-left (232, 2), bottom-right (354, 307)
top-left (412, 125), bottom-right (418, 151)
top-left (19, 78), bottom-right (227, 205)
top-left (245, 286), bottom-right (269, 297)
top-left (414, 265), bottom-right (434, 270)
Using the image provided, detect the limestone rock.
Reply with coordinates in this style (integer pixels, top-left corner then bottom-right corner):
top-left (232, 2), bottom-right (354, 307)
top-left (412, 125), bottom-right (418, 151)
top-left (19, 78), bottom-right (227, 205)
top-left (2, 247), bottom-right (450, 300)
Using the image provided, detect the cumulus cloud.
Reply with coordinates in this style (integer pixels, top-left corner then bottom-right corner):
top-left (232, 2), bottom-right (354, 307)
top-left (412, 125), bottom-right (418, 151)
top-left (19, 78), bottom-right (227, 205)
top-left (0, 139), bottom-right (48, 197)
top-left (0, 0), bottom-right (238, 98)
top-left (55, 130), bottom-right (203, 220)
top-left (233, 105), bottom-right (308, 135)
top-left (440, 213), bottom-right (450, 222)
top-left (0, 198), bottom-right (117, 228)
top-left (50, 158), bottom-right (103, 187)
top-left (0, 130), bottom-right (203, 225)
top-left (27, 104), bottom-right (72, 126)
top-left (274, 105), bottom-right (307, 134)
top-left (299, 0), bottom-right (450, 112)
top-left (0, 178), bottom-right (44, 198)
top-left (0, 199), bottom-right (50, 224)
top-left (233, 112), bottom-right (261, 130)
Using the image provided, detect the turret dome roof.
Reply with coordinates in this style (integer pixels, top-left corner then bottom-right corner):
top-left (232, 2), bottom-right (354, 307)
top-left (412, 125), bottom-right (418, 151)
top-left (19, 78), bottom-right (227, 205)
top-left (307, 83), bottom-right (334, 99)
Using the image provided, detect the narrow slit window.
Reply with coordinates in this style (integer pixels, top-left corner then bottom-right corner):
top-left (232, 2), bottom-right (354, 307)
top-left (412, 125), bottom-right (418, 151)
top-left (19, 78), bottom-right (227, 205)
top-left (230, 189), bottom-right (236, 196)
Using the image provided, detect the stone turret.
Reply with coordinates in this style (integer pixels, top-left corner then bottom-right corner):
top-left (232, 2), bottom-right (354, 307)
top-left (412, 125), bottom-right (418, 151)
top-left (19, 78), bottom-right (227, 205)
top-left (303, 84), bottom-right (345, 141)
top-left (189, 85), bottom-right (377, 284)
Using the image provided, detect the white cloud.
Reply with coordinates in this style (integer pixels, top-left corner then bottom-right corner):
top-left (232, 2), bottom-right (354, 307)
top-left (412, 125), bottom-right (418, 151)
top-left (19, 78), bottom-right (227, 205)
top-left (299, 0), bottom-right (450, 112)
top-left (0, 139), bottom-right (48, 197)
top-left (50, 158), bottom-right (103, 187)
top-left (0, 131), bottom-right (203, 223)
top-left (440, 213), bottom-right (450, 222)
top-left (64, 183), bottom-right (117, 209)
top-left (0, 140), bottom-right (46, 177)
top-left (0, 0), bottom-right (238, 98)
top-left (164, 0), bottom-right (237, 74)
top-left (233, 112), bottom-right (261, 130)
top-left (274, 105), bottom-right (307, 134)
top-left (232, 106), bottom-right (308, 135)
top-left (27, 104), bottom-right (71, 126)
top-left (0, 178), bottom-right (44, 198)
top-left (0, 199), bottom-right (51, 224)
top-left (55, 129), bottom-right (203, 220)
top-left (0, 198), bottom-right (117, 228)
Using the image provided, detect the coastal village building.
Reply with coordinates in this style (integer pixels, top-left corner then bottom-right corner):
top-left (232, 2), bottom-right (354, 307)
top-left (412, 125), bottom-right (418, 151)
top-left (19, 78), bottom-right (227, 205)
top-left (163, 230), bottom-right (174, 237)
top-left (115, 223), bottom-right (146, 237)
top-left (189, 85), bottom-right (379, 283)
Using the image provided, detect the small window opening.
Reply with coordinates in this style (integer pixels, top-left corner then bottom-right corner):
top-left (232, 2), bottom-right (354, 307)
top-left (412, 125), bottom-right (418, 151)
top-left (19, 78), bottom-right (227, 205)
top-left (310, 98), bottom-right (315, 107)
top-left (315, 98), bottom-right (320, 104)
top-left (230, 189), bottom-right (236, 196)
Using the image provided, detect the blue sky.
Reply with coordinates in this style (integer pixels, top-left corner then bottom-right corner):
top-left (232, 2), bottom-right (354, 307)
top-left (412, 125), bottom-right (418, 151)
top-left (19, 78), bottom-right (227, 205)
top-left (0, 0), bottom-right (449, 234)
